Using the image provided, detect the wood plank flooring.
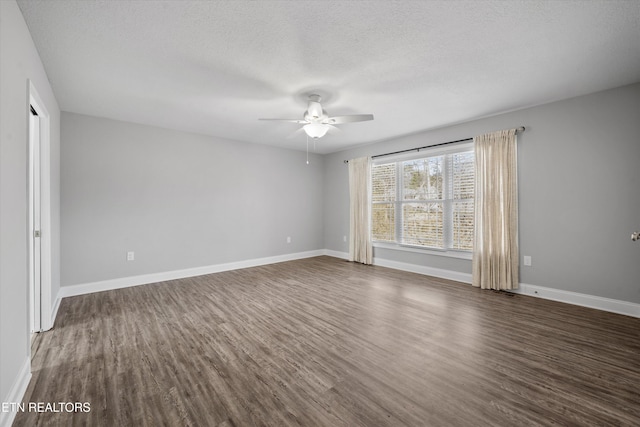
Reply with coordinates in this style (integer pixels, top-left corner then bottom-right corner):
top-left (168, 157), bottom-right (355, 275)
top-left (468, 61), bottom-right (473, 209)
top-left (15, 256), bottom-right (640, 426)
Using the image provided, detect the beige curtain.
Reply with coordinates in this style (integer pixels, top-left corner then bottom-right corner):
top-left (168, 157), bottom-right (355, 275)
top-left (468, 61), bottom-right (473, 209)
top-left (472, 129), bottom-right (519, 290)
top-left (349, 156), bottom-right (373, 264)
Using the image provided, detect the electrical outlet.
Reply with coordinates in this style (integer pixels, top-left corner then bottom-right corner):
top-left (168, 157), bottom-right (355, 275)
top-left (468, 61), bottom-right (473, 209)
top-left (523, 255), bottom-right (531, 266)
top-left (127, 251), bottom-right (135, 261)
top-left (286, 236), bottom-right (291, 243)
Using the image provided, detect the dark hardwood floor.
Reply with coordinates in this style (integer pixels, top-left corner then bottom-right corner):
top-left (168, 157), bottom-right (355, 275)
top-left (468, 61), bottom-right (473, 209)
top-left (15, 256), bottom-right (640, 426)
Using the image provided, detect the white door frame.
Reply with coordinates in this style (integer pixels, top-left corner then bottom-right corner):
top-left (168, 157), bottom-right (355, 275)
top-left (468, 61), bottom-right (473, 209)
top-left (29, 107), bottom-right (41, 332)
top-left (28, 80), bottom-right (53, 332)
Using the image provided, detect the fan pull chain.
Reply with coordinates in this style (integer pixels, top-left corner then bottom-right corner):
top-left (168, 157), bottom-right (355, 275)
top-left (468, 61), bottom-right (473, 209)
top-left (306, 134), bottom-right (309, 165)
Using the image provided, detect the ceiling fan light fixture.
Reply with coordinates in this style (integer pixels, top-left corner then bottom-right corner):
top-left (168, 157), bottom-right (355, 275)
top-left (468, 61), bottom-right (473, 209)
top-left (259, 93), bottom-right (373, 142)
top-left (303, 123), bottom-right (329, 139)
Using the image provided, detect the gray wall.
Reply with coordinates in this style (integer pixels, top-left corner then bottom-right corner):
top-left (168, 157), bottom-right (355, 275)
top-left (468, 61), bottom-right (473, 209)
top-left (61, 113), bottom-right (324, 286)
top-left (324, 83), bottom-right (640, 304)
top-left (0, 0), bottom-right (61, 406)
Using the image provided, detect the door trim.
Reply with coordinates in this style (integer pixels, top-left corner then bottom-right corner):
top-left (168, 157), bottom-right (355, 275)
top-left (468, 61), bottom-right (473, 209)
top-left (28, 80), bottom-right (53, 332)
top-left (29, 107), bottom-right (41, 332)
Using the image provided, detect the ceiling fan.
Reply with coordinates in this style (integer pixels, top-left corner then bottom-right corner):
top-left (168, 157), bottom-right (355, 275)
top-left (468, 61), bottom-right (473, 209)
top-left (259, 94), bottom-right (374, 139)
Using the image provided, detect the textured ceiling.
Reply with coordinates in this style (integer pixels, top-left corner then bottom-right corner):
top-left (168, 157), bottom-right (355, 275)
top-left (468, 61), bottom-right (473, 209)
top-left (16, 0), bottom-right (640, 153)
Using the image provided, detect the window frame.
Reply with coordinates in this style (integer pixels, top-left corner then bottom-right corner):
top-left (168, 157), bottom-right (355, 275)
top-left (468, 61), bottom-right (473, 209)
top-left (371, 142), bottom-right (474, 260)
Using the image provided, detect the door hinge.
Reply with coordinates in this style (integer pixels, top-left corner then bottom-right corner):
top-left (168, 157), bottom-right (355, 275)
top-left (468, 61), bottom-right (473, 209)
top-left (34, 230), bottom-right (41, 238)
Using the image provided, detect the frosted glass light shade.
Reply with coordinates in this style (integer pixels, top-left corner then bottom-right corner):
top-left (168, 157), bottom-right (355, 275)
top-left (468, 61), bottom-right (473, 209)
top-left (303, 123), bottom-right (329, 139)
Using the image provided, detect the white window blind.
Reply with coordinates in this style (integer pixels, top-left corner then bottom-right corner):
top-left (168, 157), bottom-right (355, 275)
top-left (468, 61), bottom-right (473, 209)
top-left (372, 163), bottom-right (396, 242)
top-left (371, 145), bottom-right (475, 253)
top-left (449, 151), bottom-right (475, 251)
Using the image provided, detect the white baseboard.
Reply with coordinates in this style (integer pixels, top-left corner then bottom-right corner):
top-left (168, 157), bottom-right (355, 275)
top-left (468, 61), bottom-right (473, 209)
top-left (323, 250), bottom-right (474, 284)
top-left (366, 255), bottom-right (639, 318)
top-left (372, 257), bottom-right (473, 284)
top-left (59, 250), bottom-right (325, 298)
top-left (370, 255), bottom-right (640, 318)
top-left (0, 358), bottom-right (31, 427)
top-left (58, 249), bottom-right (640, 319)
top-left (510, 283), bottom-right (640, 318)
top-left (322, 249), bottom-right (349, 260)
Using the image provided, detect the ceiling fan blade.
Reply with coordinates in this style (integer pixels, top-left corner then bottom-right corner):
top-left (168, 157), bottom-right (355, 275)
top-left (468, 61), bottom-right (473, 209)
top-left (325, 114), bottom-right (374, 124)
top-left (259, 118), bottom-right (308, 124)
top-left (327, 124), bottom-right (341, 133)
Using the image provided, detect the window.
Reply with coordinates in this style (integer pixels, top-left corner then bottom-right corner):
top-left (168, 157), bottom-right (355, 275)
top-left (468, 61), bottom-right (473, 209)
top-left (371, 144), bottom-right (474, 253)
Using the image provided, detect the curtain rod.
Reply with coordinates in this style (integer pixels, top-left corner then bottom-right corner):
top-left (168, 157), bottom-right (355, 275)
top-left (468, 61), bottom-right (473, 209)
top-left (343, 126), bottom-right (525, 163)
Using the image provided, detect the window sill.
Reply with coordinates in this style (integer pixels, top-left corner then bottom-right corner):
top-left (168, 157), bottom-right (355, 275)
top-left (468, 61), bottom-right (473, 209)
top-left (373, 242), bottom-right (473, 260)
